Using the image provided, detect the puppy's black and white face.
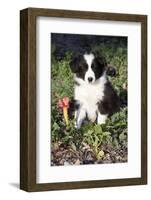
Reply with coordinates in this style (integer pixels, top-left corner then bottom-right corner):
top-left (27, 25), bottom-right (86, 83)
top-left (70, 52), bottom-right (107, 84)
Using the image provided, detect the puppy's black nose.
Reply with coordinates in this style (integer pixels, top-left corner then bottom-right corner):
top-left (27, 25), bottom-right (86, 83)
top-left (88, 77), bottom-right (93, 82)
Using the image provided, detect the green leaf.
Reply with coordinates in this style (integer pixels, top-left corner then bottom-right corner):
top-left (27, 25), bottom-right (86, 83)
top-left (119, 133), bottom-right (127, 141)
top-left (94, 125), bottom-right (102, 134)
top-left (102, 132), bottom-right (111, 137)
top-left (53, 122), bottom-right (60, 130)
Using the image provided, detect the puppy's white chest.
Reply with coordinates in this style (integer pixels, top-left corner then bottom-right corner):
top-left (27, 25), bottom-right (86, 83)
top-left (75, 84), bottom-right (103, 105)
top-left (74, 82), bottom-right (105, 120)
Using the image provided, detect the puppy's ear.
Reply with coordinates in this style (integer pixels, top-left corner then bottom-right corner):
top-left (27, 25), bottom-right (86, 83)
top-left (70, 54), bottom-right (80, 73)
top-left (97, 55), bottom-right (107, 68)
top-left (93, 51), bottom-right (107, 68)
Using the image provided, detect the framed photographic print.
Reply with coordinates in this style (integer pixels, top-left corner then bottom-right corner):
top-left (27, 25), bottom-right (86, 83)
top-left (20, 8), bottom-right (147, 192)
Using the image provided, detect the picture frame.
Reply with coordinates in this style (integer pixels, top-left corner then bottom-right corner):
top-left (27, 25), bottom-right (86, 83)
top-left (20, 7), bottom-right (147, 192)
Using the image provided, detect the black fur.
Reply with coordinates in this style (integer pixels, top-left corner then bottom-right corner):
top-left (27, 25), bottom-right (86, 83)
top-left (68, 98), bottom-right (80, 118)
top-left (106, 66), bottom-right (116, 77)
top-left (91, 53), bottom-right (106, 79)
top-left (97, 81), bottom-right (120, 116)
top-left (70, 54), bottom-right (88, 80)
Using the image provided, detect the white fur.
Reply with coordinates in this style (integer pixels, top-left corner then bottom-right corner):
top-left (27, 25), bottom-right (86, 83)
top-left (74, 108), bottom-right (86, 129)
top-left (84, 53), bottom-right (95, 83)
top-left (74, 73), bottom-right (107, 128)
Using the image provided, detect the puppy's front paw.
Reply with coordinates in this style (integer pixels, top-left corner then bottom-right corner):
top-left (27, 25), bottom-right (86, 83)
top-left (74, 108), bottom-right (86, 129)
top-left (74, 121), bottom-right (79, 129)
top-left (74, 120), bottom-right (81, 129)
top-left (97, 114), bottom-right (107, 125)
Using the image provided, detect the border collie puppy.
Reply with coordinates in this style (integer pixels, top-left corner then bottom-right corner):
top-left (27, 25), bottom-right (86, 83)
top-left (70, 51), bottom-right (120, 129)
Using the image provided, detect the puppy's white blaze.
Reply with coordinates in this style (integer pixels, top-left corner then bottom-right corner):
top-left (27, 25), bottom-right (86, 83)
top-left (84, 53), bottom-right (94, 67)
top-left (84, 53), bottom-right (95, 83)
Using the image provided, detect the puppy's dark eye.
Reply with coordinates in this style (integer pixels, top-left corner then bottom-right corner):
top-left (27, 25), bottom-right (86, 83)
top-left (80, 63), bottom-right (88, 70)
top-left (91, 63), bottom-right (96, 70)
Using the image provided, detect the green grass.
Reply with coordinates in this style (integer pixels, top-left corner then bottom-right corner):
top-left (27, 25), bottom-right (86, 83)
top-left (51, 46), bottom-right (127, 165)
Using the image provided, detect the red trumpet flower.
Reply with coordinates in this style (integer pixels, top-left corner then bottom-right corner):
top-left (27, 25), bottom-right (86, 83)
top-left (58, 97), bottom-right (70, 126)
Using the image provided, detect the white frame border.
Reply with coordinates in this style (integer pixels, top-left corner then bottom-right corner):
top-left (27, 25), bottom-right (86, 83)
top-left (36, 17), bottom-right (141, 183)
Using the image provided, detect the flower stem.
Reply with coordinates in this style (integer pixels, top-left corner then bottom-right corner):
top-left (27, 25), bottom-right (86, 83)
top-left (63, 107), bottom-right (69, 126)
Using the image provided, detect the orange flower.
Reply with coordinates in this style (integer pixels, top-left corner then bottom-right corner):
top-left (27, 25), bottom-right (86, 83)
top-left (58, 97), bottom-right (70, 126)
